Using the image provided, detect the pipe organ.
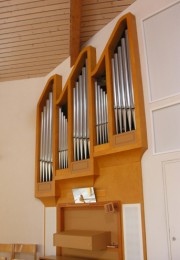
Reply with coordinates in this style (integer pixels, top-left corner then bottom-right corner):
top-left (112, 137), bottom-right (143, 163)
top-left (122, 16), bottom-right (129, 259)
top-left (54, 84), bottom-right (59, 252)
top-left (35, 12), bottom-right (147, 197)
top-left (35, 12), bottom-right (147, 260)
top-left (35, 15), bottom-right (147, 258)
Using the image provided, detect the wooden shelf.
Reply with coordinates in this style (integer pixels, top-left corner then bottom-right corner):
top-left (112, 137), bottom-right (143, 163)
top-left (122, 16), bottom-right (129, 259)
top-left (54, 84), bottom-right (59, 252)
top-left (39, 256), bottom-right (92, 260)
top-left (54, 230), bottom-right (111, 251)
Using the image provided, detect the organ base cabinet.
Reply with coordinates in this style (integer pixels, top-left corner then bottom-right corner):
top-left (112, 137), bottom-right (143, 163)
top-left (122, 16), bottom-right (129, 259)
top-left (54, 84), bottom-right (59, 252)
top-left (54, 231), bottom-right (111, 251)
top-left (39, 257), bottom-right (91, 260)
top-left (54, 202), bottom-right (122, 260)
top-left (35, 12), bottom-right (147, 260)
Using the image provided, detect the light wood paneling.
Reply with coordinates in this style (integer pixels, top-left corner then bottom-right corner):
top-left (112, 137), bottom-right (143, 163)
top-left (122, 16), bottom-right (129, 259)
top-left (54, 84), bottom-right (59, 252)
top-left (80, 0), bottom-right (135, 46)
top-left (0, 0), bottom-right (70, 81)
top-left (0, 0), bottom-right (135, 82)
top-left (70, 0), bottom-right (82, 66)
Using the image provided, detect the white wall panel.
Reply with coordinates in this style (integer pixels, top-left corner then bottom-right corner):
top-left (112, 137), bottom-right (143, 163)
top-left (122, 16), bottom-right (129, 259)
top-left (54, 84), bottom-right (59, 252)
top-left (143, 1), bottom-right (180, 102)
top-left (0, 77), bottom-right (45, 257)
top-left (163, 159), bottom-right (180, 260)
top-left (122, 204), bottom-right (144, 260)
top-left (45, 207), bottom-right (56, 256)
top-left (152, 103), bottom-right (180, 153)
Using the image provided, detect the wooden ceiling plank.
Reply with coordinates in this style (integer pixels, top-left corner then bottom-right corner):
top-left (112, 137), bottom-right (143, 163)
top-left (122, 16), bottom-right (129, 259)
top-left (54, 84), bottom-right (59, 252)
top-left (0, 52), bottom-right (68, 64)
top-left (0, 26), bottom-right (70, 41)
top-left (0, 0), bottom-right (41, 8)
top-left (0, 57), bottom-right (68, 68)
top-left (0, 0), bottom-right (69, 12)
top-left (0, 66), bottom-right (58, 75)
top-left (0, 49), bottom-right (69, 60)
top-left (0, 71), bottom-right (52, 81)
top-left (0, 68), bottom-right (52, 78)
top-left (0, 2), bottom-right (70, 19)
top-left (0, 21), bottom-right (69, 35)
top-left (0, 14), bottom-right (69, 30)
top-left (0, 67), bottom-right (59, 78)
top-left (0, 45), bottom-right (68, 58)
top-left (82, 6), bottom-right (130, 16)
top-left (0, 38), bottom-right (69, 50)
top-left (82, 0), bottom-right (134, 5)
top-left (80, 19), bottom-right (112, 28)
top-left (81, 30), bottom-right (105, 38)
top-left (0, 65), bottom-right (68, 78)
top-left (0, 62), bottom-right (62, 73)
top-left (0, 33), bottom-right (69, 46)
top-left (0, 0), bottom-right (134, 82)
top-left (0, 59), bottom-right (63, 68)
top-left (0, 42), bottom-right (67, 53)
top-left (80, 24), bottom-right (108, 33)
top-left (82, 1), bottom-right (134, 10)
top-left (81, 12), bottom-right (123, 22)
top-left (0, 53), bottom-right (68, 62)
top-left (70, 0), bottom-right (82, 66)
top-left (0, 9), bottom-right (69, 25)
top-left (0, 73), bottom-right (47, 82)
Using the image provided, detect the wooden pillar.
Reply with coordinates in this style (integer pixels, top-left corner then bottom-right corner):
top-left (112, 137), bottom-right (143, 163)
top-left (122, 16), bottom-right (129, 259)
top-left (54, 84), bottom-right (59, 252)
top-left (70, 0), bottom-right (82, 67)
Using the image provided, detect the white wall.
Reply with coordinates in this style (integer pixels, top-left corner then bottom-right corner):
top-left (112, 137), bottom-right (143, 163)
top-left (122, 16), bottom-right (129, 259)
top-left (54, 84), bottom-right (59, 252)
top-left (132, 1), bottom-right (180, 259)
top-left (0, 61), bottom-right (73, 257)
top-left (127, 0), bottom-right (180, 259)
top-left (0, 77), bottom-right (45, 257)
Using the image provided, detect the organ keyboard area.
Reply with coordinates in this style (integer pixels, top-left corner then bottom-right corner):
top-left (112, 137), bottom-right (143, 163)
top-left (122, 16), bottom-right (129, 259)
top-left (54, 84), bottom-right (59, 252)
top-left (35, 13), bottom-right (146, 187)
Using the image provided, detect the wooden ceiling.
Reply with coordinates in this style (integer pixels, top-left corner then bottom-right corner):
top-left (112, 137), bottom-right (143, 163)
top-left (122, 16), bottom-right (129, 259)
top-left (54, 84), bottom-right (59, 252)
top-left (0, 0), bottom-right (135, 82)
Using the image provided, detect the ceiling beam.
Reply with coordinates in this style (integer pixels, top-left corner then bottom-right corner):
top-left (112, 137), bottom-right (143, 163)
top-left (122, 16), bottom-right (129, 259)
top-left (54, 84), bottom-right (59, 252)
top-left (70, 0), bottom-right (82, 67)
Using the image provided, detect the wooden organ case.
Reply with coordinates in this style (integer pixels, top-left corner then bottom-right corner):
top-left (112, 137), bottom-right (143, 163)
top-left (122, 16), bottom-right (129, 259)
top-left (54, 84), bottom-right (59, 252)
top-left (35, 13), bottom-right (147, 260)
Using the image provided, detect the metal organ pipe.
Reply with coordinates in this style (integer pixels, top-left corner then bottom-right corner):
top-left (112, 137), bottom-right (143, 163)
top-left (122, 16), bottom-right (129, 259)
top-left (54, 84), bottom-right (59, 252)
top-left (39, 91), bottom-right (53, 182)
top-left (111, 29), bottom-right (135, 134)
top-left (125, 30), bottom-right (135, 129)
top-left (82, 67), bottom-right (88, 159)
top-left (73, 60), bottom-right (90, 161)
top-left (58, 107), bottom-right (68, 169)
top-left (94, 78), bottom-right (109, 145)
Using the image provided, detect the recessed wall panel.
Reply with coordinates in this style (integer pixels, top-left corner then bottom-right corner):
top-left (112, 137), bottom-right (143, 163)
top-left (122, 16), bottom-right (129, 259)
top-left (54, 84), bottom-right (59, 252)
top-left (152, 103), bottom-right (180, 153)
top-left (45, 207), bottom-right (56, 256)
top-left (143, 2), bottom-right (180, 101)
top-left (122, 204), bottom-right (144, 260)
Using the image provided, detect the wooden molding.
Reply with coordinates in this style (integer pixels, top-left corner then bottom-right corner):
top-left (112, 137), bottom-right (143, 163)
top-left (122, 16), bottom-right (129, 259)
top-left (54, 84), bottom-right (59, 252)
top-left (70, 0), bottom-right (82, 67)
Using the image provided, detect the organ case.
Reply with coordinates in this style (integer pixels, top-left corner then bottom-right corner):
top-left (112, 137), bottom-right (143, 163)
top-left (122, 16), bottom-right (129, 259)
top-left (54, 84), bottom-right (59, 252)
top-left (35, 12), bottom-right (147, 209)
